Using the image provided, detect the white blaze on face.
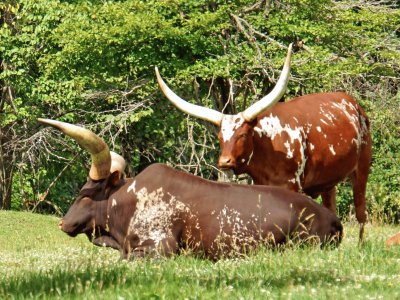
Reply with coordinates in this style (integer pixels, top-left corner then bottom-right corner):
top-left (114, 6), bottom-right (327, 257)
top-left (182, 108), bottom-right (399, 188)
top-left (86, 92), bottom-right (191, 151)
top-left (220, 114), bottom-right (245, 142)
top-left (128, 187), bottom-right (188, 247)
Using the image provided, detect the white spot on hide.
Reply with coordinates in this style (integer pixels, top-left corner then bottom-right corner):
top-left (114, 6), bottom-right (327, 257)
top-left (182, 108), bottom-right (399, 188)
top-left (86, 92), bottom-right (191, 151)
top-left (112, 199), bottom-right (117, 207)
top-left (128, 187), bottom-right (189, 247)
top-left (127, 180), bottom-right (136, 193)
top-left (220, 114), bottom-right (245, 142)
top-left (329, 145), bottom-right (336, 155)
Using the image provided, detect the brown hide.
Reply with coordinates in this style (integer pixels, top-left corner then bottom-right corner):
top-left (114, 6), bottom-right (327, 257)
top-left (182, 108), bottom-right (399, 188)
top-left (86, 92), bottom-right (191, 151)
top-left (217, 92), bottom-right (372, 226)
top-left (61, 163), bottom-right (342, 260)
top-left (385, 232), bottom-right (400, 247)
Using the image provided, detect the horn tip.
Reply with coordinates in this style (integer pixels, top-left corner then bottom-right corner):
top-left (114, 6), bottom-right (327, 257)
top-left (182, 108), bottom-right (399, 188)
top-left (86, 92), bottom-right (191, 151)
top-left (37, 118), bottom-right (51, 125)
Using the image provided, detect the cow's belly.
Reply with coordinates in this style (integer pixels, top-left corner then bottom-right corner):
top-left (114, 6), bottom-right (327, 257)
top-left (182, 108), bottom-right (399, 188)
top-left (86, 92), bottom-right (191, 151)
top-left (302, 144), bottom-right (359, 193)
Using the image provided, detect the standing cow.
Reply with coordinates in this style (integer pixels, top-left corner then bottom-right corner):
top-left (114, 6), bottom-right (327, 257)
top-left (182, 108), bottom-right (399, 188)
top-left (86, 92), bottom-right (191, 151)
top-left (38, 118), bottom-right (342, 259)
top-left (155, 44), bottom-right (372, 241)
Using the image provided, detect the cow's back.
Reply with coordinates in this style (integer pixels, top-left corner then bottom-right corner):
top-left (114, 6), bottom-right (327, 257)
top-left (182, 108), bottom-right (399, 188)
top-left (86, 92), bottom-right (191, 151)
top-left (252, 92), bottom-right (370, 192)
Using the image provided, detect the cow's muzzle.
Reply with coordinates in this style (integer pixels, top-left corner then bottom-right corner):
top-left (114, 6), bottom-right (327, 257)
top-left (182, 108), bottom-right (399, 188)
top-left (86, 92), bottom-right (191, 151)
top-left (218, 156), bottom-right (236, 169)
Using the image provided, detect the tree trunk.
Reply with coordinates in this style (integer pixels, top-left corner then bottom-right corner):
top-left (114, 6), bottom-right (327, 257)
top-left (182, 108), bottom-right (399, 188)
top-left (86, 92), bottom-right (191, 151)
top-left (0, 108), bottom-right (14, 210)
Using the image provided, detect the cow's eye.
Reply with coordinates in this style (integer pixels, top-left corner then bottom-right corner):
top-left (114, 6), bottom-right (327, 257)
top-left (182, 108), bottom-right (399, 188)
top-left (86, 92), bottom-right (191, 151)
top-left (239, 133), bottom-right (248, 139)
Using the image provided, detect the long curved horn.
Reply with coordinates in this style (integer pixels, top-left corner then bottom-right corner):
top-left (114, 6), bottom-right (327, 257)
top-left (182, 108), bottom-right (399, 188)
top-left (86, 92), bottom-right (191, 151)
top-left (110, 151), bottom-right (126, 174)
top-left (242, 43), bottom-right (293, 122)
top-left (38, 118), bottom-right (111, 180)
top-left (155, 67), bottom-right (224, 126)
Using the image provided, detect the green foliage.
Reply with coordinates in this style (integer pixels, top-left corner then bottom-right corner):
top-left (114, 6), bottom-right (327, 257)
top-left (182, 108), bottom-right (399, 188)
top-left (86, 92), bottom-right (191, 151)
top-left (1, 0), bottom-right (399, 220)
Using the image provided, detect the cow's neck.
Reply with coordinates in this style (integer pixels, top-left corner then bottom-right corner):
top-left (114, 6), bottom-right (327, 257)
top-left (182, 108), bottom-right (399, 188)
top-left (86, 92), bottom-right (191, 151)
top-left (243, 131), bottom-right (302, 190)
top-left (105, 179), bottom-right (136, 247)
top-left (240, 132), bottom-right (272, 184)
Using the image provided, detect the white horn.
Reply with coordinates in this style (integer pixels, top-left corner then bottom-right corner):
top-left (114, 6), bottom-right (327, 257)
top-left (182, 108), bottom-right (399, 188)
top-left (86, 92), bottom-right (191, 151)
top-left (242, 43), bottom-right (293, 122)
top-left (38, 118), bottom-right (111, 180)
top-left (110, 151), bottom-right (126, 174)
top-left (155, 67), bottom-right (224, 126)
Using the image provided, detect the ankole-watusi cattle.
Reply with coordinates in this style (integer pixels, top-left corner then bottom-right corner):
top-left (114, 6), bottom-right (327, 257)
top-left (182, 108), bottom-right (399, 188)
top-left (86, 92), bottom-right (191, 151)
top-left (38, 118), bottom-right (342, 259)
top-left (155, 44), bottom-right (372, 241)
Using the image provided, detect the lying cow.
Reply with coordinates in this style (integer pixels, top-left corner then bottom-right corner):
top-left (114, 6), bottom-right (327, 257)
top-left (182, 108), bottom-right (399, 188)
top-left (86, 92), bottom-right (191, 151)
top-left (39, 118), bottom-right (343, 259)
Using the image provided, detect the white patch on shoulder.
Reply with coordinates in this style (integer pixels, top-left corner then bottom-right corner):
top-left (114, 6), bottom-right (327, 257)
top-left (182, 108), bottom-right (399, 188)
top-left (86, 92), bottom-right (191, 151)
top-left (220, 114), bottom-right (245, 142)
top-left (112, 199), bottom-right (117, 207)
top-left (128, 187), bottom-right (190, 247)
top-left (284, 140), bottom-right (294, 159)
top-left (254, 113), bottom-right (307, 189)
top-left (309, 143), bottom-right (315, 151)
top-left (316, 126), bottom-right (322, 132)
top-left (127, 180), bottom-right (136, 193)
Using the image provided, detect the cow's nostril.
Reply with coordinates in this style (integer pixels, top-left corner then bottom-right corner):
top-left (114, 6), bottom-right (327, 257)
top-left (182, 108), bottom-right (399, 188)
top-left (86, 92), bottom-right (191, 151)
top-left (218, 156), bottom-right (235, 169)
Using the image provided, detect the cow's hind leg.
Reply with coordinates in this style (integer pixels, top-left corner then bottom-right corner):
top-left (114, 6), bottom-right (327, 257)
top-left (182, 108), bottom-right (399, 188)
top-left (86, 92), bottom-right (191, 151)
top-left (351, 159), bottom-right (370, 244)
top-left (321, 187), bottom-right (336, 215)
top-left (351, 172), bottom-right (368, 244)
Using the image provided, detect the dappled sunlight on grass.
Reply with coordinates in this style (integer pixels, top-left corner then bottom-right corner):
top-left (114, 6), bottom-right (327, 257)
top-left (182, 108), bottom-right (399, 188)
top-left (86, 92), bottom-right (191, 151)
top-left (1, 211), bottom-right (399, 299)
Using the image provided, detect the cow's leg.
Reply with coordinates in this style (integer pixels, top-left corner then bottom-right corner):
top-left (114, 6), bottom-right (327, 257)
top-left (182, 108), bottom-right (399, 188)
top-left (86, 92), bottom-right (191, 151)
top-left (351, 169), bottom-right (368, 244)
top-left (124, 237), bottom-right (179, 259)
top-left (351, 142), bottom-right (371, 244)
top-left (321, 188), bottom-right (336, 214)
top-left (93, 236), bottom-right (121, 250)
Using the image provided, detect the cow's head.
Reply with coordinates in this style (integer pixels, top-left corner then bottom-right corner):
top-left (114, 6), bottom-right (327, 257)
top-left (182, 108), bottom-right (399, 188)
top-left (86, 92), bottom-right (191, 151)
top-left (38, 119), bottom-right (126, 239)
top-left (155, 44), bottom-right (292, 172)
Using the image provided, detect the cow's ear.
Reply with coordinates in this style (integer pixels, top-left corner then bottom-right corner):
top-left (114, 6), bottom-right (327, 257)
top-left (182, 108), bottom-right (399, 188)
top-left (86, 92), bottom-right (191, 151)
top-left (109, 171), bottom-right (123, 187)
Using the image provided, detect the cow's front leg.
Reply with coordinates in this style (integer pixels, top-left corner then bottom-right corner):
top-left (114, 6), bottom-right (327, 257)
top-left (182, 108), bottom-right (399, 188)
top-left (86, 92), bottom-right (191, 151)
top-left (124, 237), bottom-right (179, 259)
top-left (92, 235), bottom-right (121, 250)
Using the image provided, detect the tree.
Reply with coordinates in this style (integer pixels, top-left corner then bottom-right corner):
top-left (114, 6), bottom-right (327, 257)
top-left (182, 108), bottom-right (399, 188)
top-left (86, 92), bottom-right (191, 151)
top-left (0, 0), bottom-right (399, 219)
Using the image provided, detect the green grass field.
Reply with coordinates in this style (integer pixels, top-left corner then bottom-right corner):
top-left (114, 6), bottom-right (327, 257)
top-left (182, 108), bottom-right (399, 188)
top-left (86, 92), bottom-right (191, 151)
top-left (1, 211), bottom-right (399, 299)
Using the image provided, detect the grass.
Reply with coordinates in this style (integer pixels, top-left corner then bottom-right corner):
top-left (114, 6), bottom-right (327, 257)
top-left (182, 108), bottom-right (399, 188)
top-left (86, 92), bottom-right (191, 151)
top-left (1, 211), bottom-right (400, 299)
